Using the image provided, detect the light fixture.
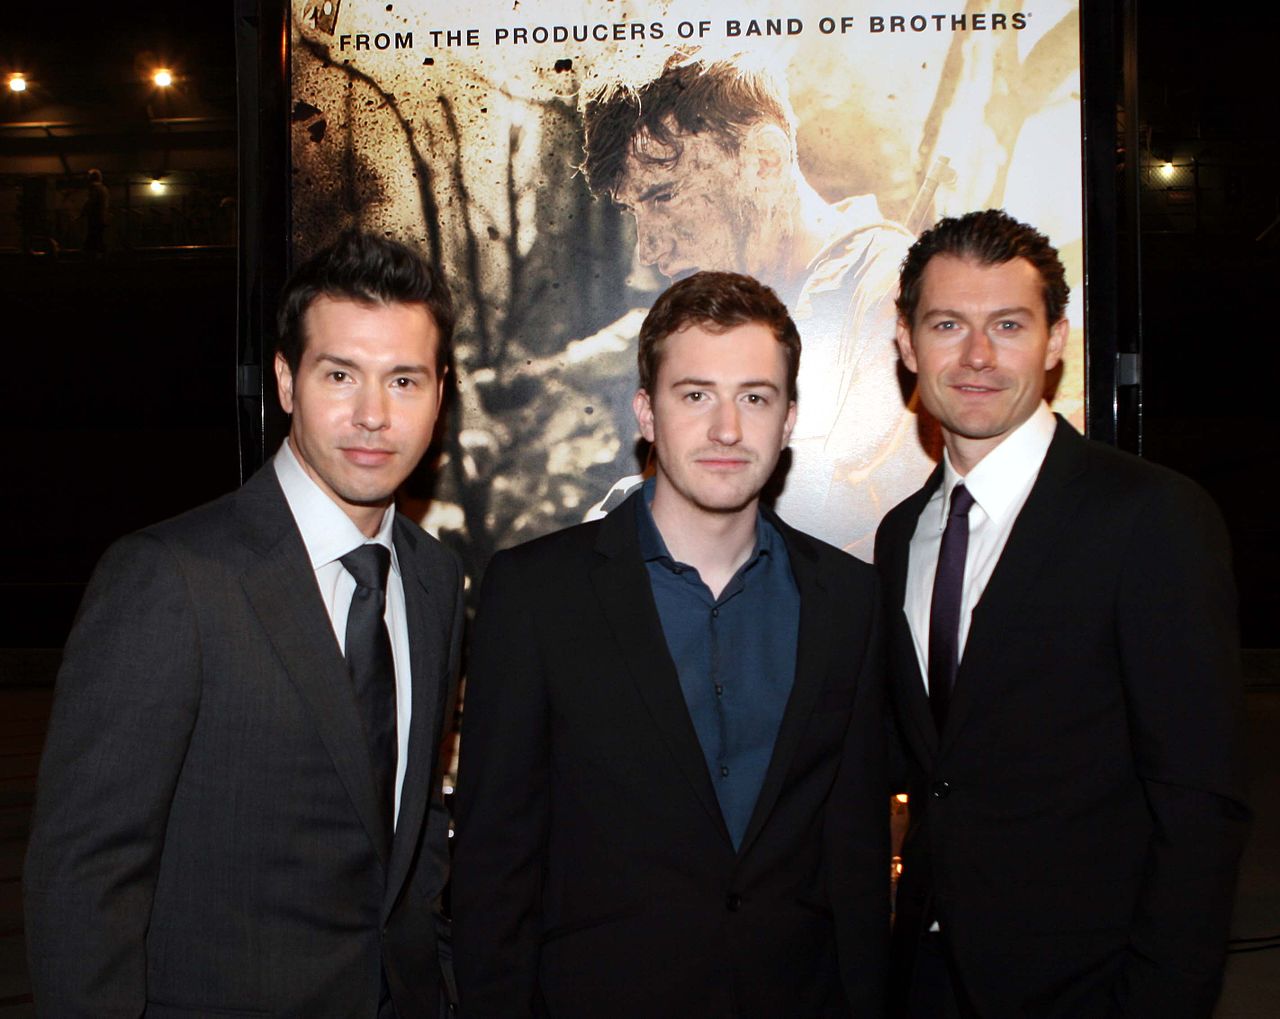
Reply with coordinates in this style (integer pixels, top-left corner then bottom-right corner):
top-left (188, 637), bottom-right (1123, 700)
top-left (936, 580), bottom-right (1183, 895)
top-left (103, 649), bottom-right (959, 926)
top-left (153, 68), bottom-right (173, 88)
top-left (1159, 161), bottom-right (1175, 178)
top-left (149, 178), bottom-right (165, 193)
top-left (7, 73), bottom-right (26, 93)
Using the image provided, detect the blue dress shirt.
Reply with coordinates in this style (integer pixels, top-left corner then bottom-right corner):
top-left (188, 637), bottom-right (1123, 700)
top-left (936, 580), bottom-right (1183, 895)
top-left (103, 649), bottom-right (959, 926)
top-left (636, 481), bottom-right (800, 849)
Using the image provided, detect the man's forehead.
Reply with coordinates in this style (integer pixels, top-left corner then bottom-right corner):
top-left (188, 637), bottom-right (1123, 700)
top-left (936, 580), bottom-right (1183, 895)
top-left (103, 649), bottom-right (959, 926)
top-left (909, 255), bottom-right (1051, 330)
top-left (919, 255), bottom-right (1043, 299)
top-left (613, 138), bottom-right (683, 204)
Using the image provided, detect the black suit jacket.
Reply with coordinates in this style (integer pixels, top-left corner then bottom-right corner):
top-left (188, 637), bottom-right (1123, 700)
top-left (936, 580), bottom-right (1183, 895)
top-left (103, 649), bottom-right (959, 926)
top-left (875, 419), bottom-right (1249, 1019)
top-left (452, 492), bottom-right (889, 1019)
top-left (24, 465), bottom-right (465, 1017)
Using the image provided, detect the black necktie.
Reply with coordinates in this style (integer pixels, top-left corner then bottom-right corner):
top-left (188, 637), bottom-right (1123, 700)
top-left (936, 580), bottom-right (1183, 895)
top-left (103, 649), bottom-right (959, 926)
top-left (341, 543), bottom-right (397, 843)
top-left (928, 484), bottom-right (975, 734)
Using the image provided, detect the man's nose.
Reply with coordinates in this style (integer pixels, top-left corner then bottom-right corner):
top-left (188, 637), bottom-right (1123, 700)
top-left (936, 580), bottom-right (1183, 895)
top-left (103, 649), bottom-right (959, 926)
top-left (635, 214), bottom-right (669, 267)
top-left (708, 401), bottom-right (742, 446)
top-left (961, 329), bottom-right (996, 370)
top-left (353, 385), bottom-right (390, 431)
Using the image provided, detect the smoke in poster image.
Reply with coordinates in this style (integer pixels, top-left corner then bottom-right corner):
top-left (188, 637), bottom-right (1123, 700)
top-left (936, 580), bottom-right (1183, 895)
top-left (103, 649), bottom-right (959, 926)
top-left (290, 0), bottom-right (1085, 580)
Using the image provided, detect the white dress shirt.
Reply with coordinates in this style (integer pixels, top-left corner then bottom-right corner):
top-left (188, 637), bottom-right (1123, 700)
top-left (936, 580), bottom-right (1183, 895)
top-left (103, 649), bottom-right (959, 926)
top-left (274, 439), bottom-right (413, 825)
top-left (904, 402), bottom-right (1058, 691)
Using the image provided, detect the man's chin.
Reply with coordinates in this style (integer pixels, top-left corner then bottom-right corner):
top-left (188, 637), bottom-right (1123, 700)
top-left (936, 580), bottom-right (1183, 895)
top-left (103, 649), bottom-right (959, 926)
top-left (664, 265), bottom-right (699, 283)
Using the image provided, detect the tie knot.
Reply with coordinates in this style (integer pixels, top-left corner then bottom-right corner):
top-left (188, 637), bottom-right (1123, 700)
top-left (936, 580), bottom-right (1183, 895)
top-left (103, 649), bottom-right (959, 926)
top-left (948, 484), bottom-right (976, 519)
top-left (341, 543), bottom-right (391, 591)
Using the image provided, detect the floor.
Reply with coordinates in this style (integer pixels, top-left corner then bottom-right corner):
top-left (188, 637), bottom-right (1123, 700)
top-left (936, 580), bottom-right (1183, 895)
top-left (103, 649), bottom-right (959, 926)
top-left (1, 669), bottom-right (1276, 1016)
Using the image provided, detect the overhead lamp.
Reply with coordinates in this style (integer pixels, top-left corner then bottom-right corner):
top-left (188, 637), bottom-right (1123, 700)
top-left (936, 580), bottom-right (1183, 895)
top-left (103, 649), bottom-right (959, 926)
top-left (153, 68), bottom-right (173, 88)
top-left (7, 73), bottom-right (26, 93)
top-left (1159, 161), bottom-right (1175, 178)
top-left (149, 178), bottom-right (165, 193)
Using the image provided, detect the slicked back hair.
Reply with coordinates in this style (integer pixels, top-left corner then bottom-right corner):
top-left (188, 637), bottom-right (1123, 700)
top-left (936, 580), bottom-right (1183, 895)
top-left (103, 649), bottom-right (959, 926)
top-left (639, 271), bottom-right (800, 401)
top-left (896, 209), bottom-right (1070, 327)
top-left (582, 53), bottom-right (796, 199)
top-left (276, 230), bottom-right (455, 375)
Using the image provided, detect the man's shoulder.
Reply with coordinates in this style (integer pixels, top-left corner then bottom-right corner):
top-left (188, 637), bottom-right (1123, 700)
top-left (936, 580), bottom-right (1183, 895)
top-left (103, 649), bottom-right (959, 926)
top-left (874, 470), bottom-right (940, 553)
top-left (393, 511), bottom-right (463, 581)
top-left (131, 488), bottom-right (247, 555)
top-left (1056, 424), bottom-right (1217, 518)
top-left (104, 467), bottom-right (287, 576)
top-left (769, 509), bottom-right (879, 592)
top-left (491, 515), bottom-right (608, 571)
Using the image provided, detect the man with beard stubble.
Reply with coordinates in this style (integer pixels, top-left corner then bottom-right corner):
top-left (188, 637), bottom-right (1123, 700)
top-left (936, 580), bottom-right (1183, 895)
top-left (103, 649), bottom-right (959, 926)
top-left (582, 53), bottom-right (930, 556)
top-left (876, 210), bottom-right (1248, 1019)
top-left (453, 271), bottom-right (890, 1018)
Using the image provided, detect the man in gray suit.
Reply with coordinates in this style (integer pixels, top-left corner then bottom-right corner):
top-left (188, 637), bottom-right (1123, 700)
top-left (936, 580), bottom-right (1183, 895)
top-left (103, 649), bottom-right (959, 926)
top-left (24, 231), bottom-right (465, 1017)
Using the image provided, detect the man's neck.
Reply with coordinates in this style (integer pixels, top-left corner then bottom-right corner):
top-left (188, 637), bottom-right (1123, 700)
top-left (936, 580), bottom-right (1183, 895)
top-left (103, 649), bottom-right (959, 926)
top-left (650, 490), bottom-right (759, 601)
top-left (943, 433), bottom-right (1001, 477)
top-left (942, 405), bottom-right (1053, 477)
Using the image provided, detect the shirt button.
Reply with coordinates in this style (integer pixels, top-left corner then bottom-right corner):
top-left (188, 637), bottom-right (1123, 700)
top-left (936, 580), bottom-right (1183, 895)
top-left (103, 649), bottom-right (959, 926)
top-left (931, 780), bottom-right (951, 799)
top-left (711, 607), bottom-right (719, 618)
top-left (720, 765), bottom-right (730, 777)
top-left (726, 893), bottom-right (741, 911)
top-left (714, 683), bottom-right (724, 696)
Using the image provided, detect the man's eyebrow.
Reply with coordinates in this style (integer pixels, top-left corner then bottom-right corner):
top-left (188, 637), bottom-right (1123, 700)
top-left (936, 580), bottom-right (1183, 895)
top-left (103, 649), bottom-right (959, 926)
top-left (314, 353), bottom-right (359, 369)
top-left (634, 182), bottom-right (672, 204)
top-left (920, 305), bottom-right (1036, 320)
top-left (313, 353), bottom-right (431, 375)
top-left (670, 376), bottom-right (781, 393)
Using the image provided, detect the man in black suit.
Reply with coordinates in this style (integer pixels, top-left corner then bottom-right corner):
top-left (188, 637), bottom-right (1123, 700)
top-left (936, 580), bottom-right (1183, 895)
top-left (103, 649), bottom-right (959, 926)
top-left (24, 232), bottom-right (465, 1017)
top-left (453, 271), bottom-right (889, 1018)
top-left (876, 209), bottom-right (1249, 1019)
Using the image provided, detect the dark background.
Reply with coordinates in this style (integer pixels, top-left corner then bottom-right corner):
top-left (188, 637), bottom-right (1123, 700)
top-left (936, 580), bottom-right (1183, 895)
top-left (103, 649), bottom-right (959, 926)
top-left (0, 3), bottom-right (1276, 649)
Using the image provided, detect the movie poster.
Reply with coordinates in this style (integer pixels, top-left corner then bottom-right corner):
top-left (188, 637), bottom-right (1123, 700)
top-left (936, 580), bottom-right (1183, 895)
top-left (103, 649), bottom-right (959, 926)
top-left (288, 0), bottom-right (1085, 580)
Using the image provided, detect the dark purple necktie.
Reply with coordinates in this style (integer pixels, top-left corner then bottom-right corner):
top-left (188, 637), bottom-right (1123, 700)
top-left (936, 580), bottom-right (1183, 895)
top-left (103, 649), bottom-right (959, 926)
top-left (341, 543), bottom-right (397, 843)
top-left (928, 484), bottom-right (975, 734)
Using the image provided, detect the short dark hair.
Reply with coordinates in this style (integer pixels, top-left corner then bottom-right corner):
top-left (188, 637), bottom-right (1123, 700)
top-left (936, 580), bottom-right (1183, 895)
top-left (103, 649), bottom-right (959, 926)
top-left (582, 53), bottom-right (795, 198)
top-left (896, 209), bottom-right (1070, 326)
top-left (638, 271), bottom-right (800, 400)
top-left (276, 230), bottom-right (455, 375)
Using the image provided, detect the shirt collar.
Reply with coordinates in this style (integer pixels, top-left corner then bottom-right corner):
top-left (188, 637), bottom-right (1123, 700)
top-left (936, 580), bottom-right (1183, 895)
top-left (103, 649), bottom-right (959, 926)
top-left (273, 438), bottom-right (399, 574)
top-left (635, 477), bottom-right (774, 572)
top-left (935, 402), bottom-right (1056, 531)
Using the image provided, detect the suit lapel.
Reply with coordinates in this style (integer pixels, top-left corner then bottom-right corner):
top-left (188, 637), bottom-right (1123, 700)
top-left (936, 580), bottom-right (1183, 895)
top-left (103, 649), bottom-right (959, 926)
top-left (235, 468), bottom-right (393, 866)
top-left (941, 420), bottom-right (1088, 753)
top-left (589, 497), bottom-right (731, 844)
top-left (736, 517), bottom-right (833, 857)
top-left (384, 520), bottom-right (450, 914)
top-left (880, 468), bottom-right (944, 762)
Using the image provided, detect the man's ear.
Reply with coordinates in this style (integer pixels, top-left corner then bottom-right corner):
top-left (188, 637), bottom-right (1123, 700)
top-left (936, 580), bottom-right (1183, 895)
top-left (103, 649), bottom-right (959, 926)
top-left (1045, 318), bottom-right (1068, 371)
top-left (633, 389), bottom-right (656, 444)
top-left (274, 351), bottom-right (295, 414)
top-left (782, 400), bottom-right (797, 449)
top-left (740, 122), bottom-right (791, 185)
top-left (895, 318), bottom-right (919, 373)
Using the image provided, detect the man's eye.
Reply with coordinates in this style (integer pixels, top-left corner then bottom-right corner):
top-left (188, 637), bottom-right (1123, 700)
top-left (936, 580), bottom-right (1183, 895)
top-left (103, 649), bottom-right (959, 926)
top-left (685, 391), bottom-right (706, 402)
top-left (995, 320), bottom-right (1022, 332)
top-left (743, 393), bottom-right (767, 406)
top-left (392, 377), bottom-right (416, 389)
top-left (934, 320), bottom-right (957, 331)
top-left (329, 370), bottom-right (349, 382)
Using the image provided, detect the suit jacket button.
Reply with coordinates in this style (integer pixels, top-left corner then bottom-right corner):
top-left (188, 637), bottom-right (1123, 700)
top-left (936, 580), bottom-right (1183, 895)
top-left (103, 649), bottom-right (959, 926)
top-left (931, 780), bottom-right (950, 799)
top-left (726, 893), bottom-right (742, 912)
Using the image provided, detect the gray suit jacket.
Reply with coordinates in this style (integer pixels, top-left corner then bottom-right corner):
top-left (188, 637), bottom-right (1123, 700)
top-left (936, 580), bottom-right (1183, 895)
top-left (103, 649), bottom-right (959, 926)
top-left (24, 465), bottom-right (465, 1017)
